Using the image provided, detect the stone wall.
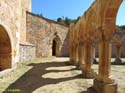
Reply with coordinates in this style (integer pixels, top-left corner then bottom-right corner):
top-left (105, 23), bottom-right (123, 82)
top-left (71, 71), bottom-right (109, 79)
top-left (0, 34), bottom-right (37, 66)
top-left (0, 0), bottom-right (32, 70)
top-left (0, 0), bottom-right (21, 68)
top-left (19, 44), bottom-right (35, 63)
top-left (20, 0), bottom-right (32, 43)
top-left (26, 12), bottom-right (69, 57)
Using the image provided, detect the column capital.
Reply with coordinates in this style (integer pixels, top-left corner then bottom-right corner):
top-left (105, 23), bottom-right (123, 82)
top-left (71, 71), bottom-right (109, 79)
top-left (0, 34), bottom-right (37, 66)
top-left (97, 26), bottom-right (114, 43)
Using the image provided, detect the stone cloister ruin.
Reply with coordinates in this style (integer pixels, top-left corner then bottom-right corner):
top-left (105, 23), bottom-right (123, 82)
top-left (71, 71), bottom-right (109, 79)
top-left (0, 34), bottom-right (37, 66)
top-left (69, 0), bottom-right (124, 93)
top-left (0, 0), bottom-right (69, 72)
top-left (0, 0), bottom-right (125, 93)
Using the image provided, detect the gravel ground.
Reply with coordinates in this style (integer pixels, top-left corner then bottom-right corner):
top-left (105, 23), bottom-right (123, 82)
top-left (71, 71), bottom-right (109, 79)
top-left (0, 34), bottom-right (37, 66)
top-left (0, 57), bottom-right (125, 93)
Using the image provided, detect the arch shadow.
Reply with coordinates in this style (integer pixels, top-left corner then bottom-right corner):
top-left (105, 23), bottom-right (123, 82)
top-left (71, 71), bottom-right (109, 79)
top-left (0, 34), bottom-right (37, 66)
top-left (4, 61), bottom-right (85, 93)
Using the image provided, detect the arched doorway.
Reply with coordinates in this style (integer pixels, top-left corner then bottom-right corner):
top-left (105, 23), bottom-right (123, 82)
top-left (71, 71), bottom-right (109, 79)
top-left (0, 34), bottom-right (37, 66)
top-left (52, 39), bottom-right (56, 56)
top-left (0, 25), bottom-right (12, 71)
top-left (52, 35), bottom-right (61, 57)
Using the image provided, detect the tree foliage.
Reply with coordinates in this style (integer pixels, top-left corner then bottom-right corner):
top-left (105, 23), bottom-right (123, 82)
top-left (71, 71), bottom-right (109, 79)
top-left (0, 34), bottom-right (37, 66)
top-left (56, 16), bottom-right (81, 26)
top-left (117, 25), bottom-right (125, 30)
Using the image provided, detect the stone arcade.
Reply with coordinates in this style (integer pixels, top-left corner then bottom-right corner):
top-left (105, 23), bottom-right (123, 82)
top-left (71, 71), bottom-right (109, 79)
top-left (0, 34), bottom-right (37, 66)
top-left (69, 0), bottom-right (123, 93)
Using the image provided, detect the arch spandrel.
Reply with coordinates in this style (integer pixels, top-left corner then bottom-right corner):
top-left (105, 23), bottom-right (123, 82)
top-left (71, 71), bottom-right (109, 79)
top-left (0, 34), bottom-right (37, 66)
top-left (98, 0), bottom-right (123, 40)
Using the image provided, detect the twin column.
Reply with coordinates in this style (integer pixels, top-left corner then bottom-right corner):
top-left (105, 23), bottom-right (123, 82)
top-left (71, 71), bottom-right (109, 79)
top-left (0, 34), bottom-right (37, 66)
top-left (93, 40), bottom-right (117, 93)
top-left (79, 43), bottom-right (96, 78)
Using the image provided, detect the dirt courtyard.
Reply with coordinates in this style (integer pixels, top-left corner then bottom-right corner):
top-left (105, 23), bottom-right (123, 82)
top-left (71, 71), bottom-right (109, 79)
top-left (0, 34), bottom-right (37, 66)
top-left (0, 57), bottom-right (125, 93)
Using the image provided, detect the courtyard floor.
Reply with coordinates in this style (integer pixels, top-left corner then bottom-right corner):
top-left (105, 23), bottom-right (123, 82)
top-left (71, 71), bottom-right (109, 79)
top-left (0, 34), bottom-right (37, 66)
top-left (0, 57), bottom-right (125, 93)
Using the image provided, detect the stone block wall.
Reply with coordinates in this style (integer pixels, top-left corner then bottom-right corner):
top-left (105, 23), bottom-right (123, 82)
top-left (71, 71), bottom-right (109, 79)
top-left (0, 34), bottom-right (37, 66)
top-left (19, 44), bottom-right (36, 63)
top-left (20, 0), bottom-right (32, 43)
top-left (0, 0), bottom-right (32, 68)
top-left (0, 0), bottom-right (22, 68)
top-left (26, 12), bottom-right (69, 57)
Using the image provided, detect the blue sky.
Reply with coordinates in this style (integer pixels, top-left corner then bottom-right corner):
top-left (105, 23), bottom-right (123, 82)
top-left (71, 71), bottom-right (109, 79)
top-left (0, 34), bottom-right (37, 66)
top-left (32, 0), bottom-right (125, 26)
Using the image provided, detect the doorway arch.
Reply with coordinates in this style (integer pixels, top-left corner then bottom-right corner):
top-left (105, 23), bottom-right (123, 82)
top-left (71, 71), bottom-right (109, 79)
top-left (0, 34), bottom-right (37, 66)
top-left (0, 25), bottom-right (12, 71)
top-left (52, 35), bottom-right (61, 57)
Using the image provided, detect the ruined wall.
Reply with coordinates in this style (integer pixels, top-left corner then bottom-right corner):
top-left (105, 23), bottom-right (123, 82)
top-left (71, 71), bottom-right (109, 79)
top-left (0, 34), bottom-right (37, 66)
top-left (0, 0), bottom-right (32, 70)
top-left (19, 44), bottom-right (35, 63)
top-left (18, 0), bottom-right (35, 63)
top-left (26, 12), bottom-right (69, 57)
top-left (0, 0), bottom-right (22, 68)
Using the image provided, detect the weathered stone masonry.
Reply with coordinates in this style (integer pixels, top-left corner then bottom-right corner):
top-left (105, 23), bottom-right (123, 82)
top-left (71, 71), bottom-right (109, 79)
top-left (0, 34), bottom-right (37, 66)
top-left (0, 0), bottom-right (69, 75)
top-left (19, 43), bottom-right (36, 63)
top-left (26, 12), bottom-right (69, 57)
top-left (0, 0), bottom-right (35, 72)
top-left (0, 0), bottom-right (30, 71)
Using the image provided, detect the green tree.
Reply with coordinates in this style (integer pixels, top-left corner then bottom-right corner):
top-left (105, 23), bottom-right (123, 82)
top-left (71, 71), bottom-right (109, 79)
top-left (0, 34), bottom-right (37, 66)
top-left (56, 16), bottom-right (81, 26)
top-left (64, 17), bottom-right (71, 26)
top-left (117, 25), bottom-right (125, 30)
top-left (75, 16), bottom-right (81, 23)
top-left (57, 17), bottom-right (62, 22)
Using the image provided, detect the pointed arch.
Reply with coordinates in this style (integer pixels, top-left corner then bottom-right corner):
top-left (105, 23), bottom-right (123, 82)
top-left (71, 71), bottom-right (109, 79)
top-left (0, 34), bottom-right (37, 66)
top-left (52, 34), bottom-right (62, 57)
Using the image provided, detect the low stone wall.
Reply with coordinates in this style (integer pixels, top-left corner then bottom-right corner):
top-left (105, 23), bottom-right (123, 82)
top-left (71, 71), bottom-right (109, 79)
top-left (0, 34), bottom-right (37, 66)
top-left (19, 44), bottom-right (36, 63)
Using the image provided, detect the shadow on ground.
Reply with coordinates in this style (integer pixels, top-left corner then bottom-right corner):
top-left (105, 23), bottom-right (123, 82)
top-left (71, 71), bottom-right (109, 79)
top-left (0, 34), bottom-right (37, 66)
top-left (4, 61), bottom-right (87, 93)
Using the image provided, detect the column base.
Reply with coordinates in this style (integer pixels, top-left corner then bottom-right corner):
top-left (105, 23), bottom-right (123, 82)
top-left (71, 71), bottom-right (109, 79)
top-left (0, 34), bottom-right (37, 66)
top-left (81, 68), bottom-right (97, 79)
top-left (69, 60), bottom-right (75, 65)
top-left (88, 79), bottom-right (117, 93)
top-left (74, 61), bottom-right (80, 69)
top-left (79, 64), bottom-right (85, 70)
top-left (69, 59), bottom-right (77, 65)
top-left (93, 58), bottom-right (98, 64)
top-left (113, 58), bottom-right (122, 65)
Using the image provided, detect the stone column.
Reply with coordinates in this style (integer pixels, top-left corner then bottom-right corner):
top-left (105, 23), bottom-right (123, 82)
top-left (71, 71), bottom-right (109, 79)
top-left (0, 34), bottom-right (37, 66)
top-left (79, 43), bottom-right (85, 70)
top-left (69, 23), bottom-right (75, 65)
top-left (74, 45), bottom-right (80, 67)
top-left (72, 44), bottom-right (76, 64)
top-left (76, 45), bottom-right (79, 63)
top-left (93, 40), bottom-right (117, 93)
top-left (70, 44), bottom-right (74, 64)
top-left (92, 44), bottom-right (97, 64)
top-left (98, 41), bottom-right (112, 82)
top-left (114, 44), bottom-right (122, 64)
top-left (81, 43), bottom-right (96, 78)
top-left (79, 44), bottom-right (85, 65)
